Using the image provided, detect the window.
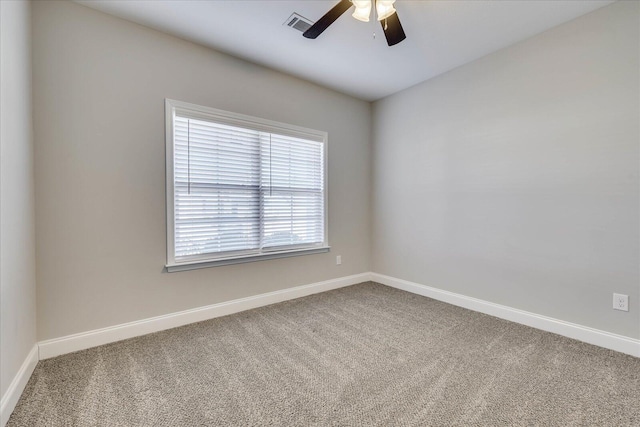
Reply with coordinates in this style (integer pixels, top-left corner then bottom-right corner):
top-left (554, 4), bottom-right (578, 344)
top-left (165, 99), bottom-right (329, 272)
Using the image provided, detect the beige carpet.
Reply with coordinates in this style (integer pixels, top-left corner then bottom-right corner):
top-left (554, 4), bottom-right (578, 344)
top-left (8, 282), bottom-right (640, 426)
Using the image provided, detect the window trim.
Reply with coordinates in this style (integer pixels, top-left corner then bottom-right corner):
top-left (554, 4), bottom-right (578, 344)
top-left (165, 99), bottom-right (329, 272)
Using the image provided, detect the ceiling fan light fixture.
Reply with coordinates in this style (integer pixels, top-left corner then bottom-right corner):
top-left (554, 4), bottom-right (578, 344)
top-left (304, 0), bottom-right (405, 46)
top-left (376, 0), bottom-right (397, 21)
top-left (351, 0), bottom-right (372, 22)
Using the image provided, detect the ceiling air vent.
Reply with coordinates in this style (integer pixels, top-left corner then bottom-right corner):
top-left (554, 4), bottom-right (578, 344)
top-left (284, 13), bottom-right (313, 33)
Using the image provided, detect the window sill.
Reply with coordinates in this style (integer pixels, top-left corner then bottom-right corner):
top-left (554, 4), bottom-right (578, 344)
top-left (166, 246), bottom-right (331, 272)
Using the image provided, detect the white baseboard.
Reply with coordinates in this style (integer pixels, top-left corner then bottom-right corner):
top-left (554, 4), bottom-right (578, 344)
top-left (372, 273), bottom-right (640, 358)
top-left (1, 344), bottom-right (38, 427)
top-left (34, 270), bottom-right (640, 361)
top-left (38, 272), bottom-right (372, 360)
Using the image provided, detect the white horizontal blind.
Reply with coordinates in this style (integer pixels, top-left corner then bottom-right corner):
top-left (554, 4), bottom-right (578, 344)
top-left (260, 134), bottom-right (324, 249)
top-left (173, 113), bottom-right (325, 261)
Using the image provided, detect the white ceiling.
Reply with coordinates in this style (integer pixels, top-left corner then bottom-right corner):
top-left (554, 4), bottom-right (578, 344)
top-left (76, 0), bottom-right (615, 101)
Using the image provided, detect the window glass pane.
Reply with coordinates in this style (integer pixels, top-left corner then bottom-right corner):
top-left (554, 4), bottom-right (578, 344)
top-left (173, 116), bottom-right (261, 259)
top-left (175, 188), bottom-right (260, 257)
top-left (261, 191), bottom-right (324, 248)
top-left (260, 133), bottom-right (324, 249)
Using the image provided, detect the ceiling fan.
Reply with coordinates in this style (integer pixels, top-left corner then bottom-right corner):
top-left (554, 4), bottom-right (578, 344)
top-left (303, 0), bottom-right (406, 47)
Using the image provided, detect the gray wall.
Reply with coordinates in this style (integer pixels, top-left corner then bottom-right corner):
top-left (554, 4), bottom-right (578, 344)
top-left (0, 0), bottom-right (37, 399)
top-left (372, 1), bottom-right (639, 339)
top-left (33, 1), bottom-right (371, 341)
top-left (30, 0), bottom-right (640, 344)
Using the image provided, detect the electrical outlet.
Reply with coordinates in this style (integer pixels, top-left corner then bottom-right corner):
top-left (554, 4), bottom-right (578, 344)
top-left (336, 255), bottom-right (342, 265)
top-left (613, 293), bottom-right (629, 312)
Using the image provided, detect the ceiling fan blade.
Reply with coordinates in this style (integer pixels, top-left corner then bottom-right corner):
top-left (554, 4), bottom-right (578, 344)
top-left (381, 12), bottom-right (406, 46)
top-left (303, 0), bottom-right (353, 39)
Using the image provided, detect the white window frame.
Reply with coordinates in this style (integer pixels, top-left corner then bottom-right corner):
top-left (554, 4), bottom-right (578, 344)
top-left (165, 99), bottom-right (329, 272)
